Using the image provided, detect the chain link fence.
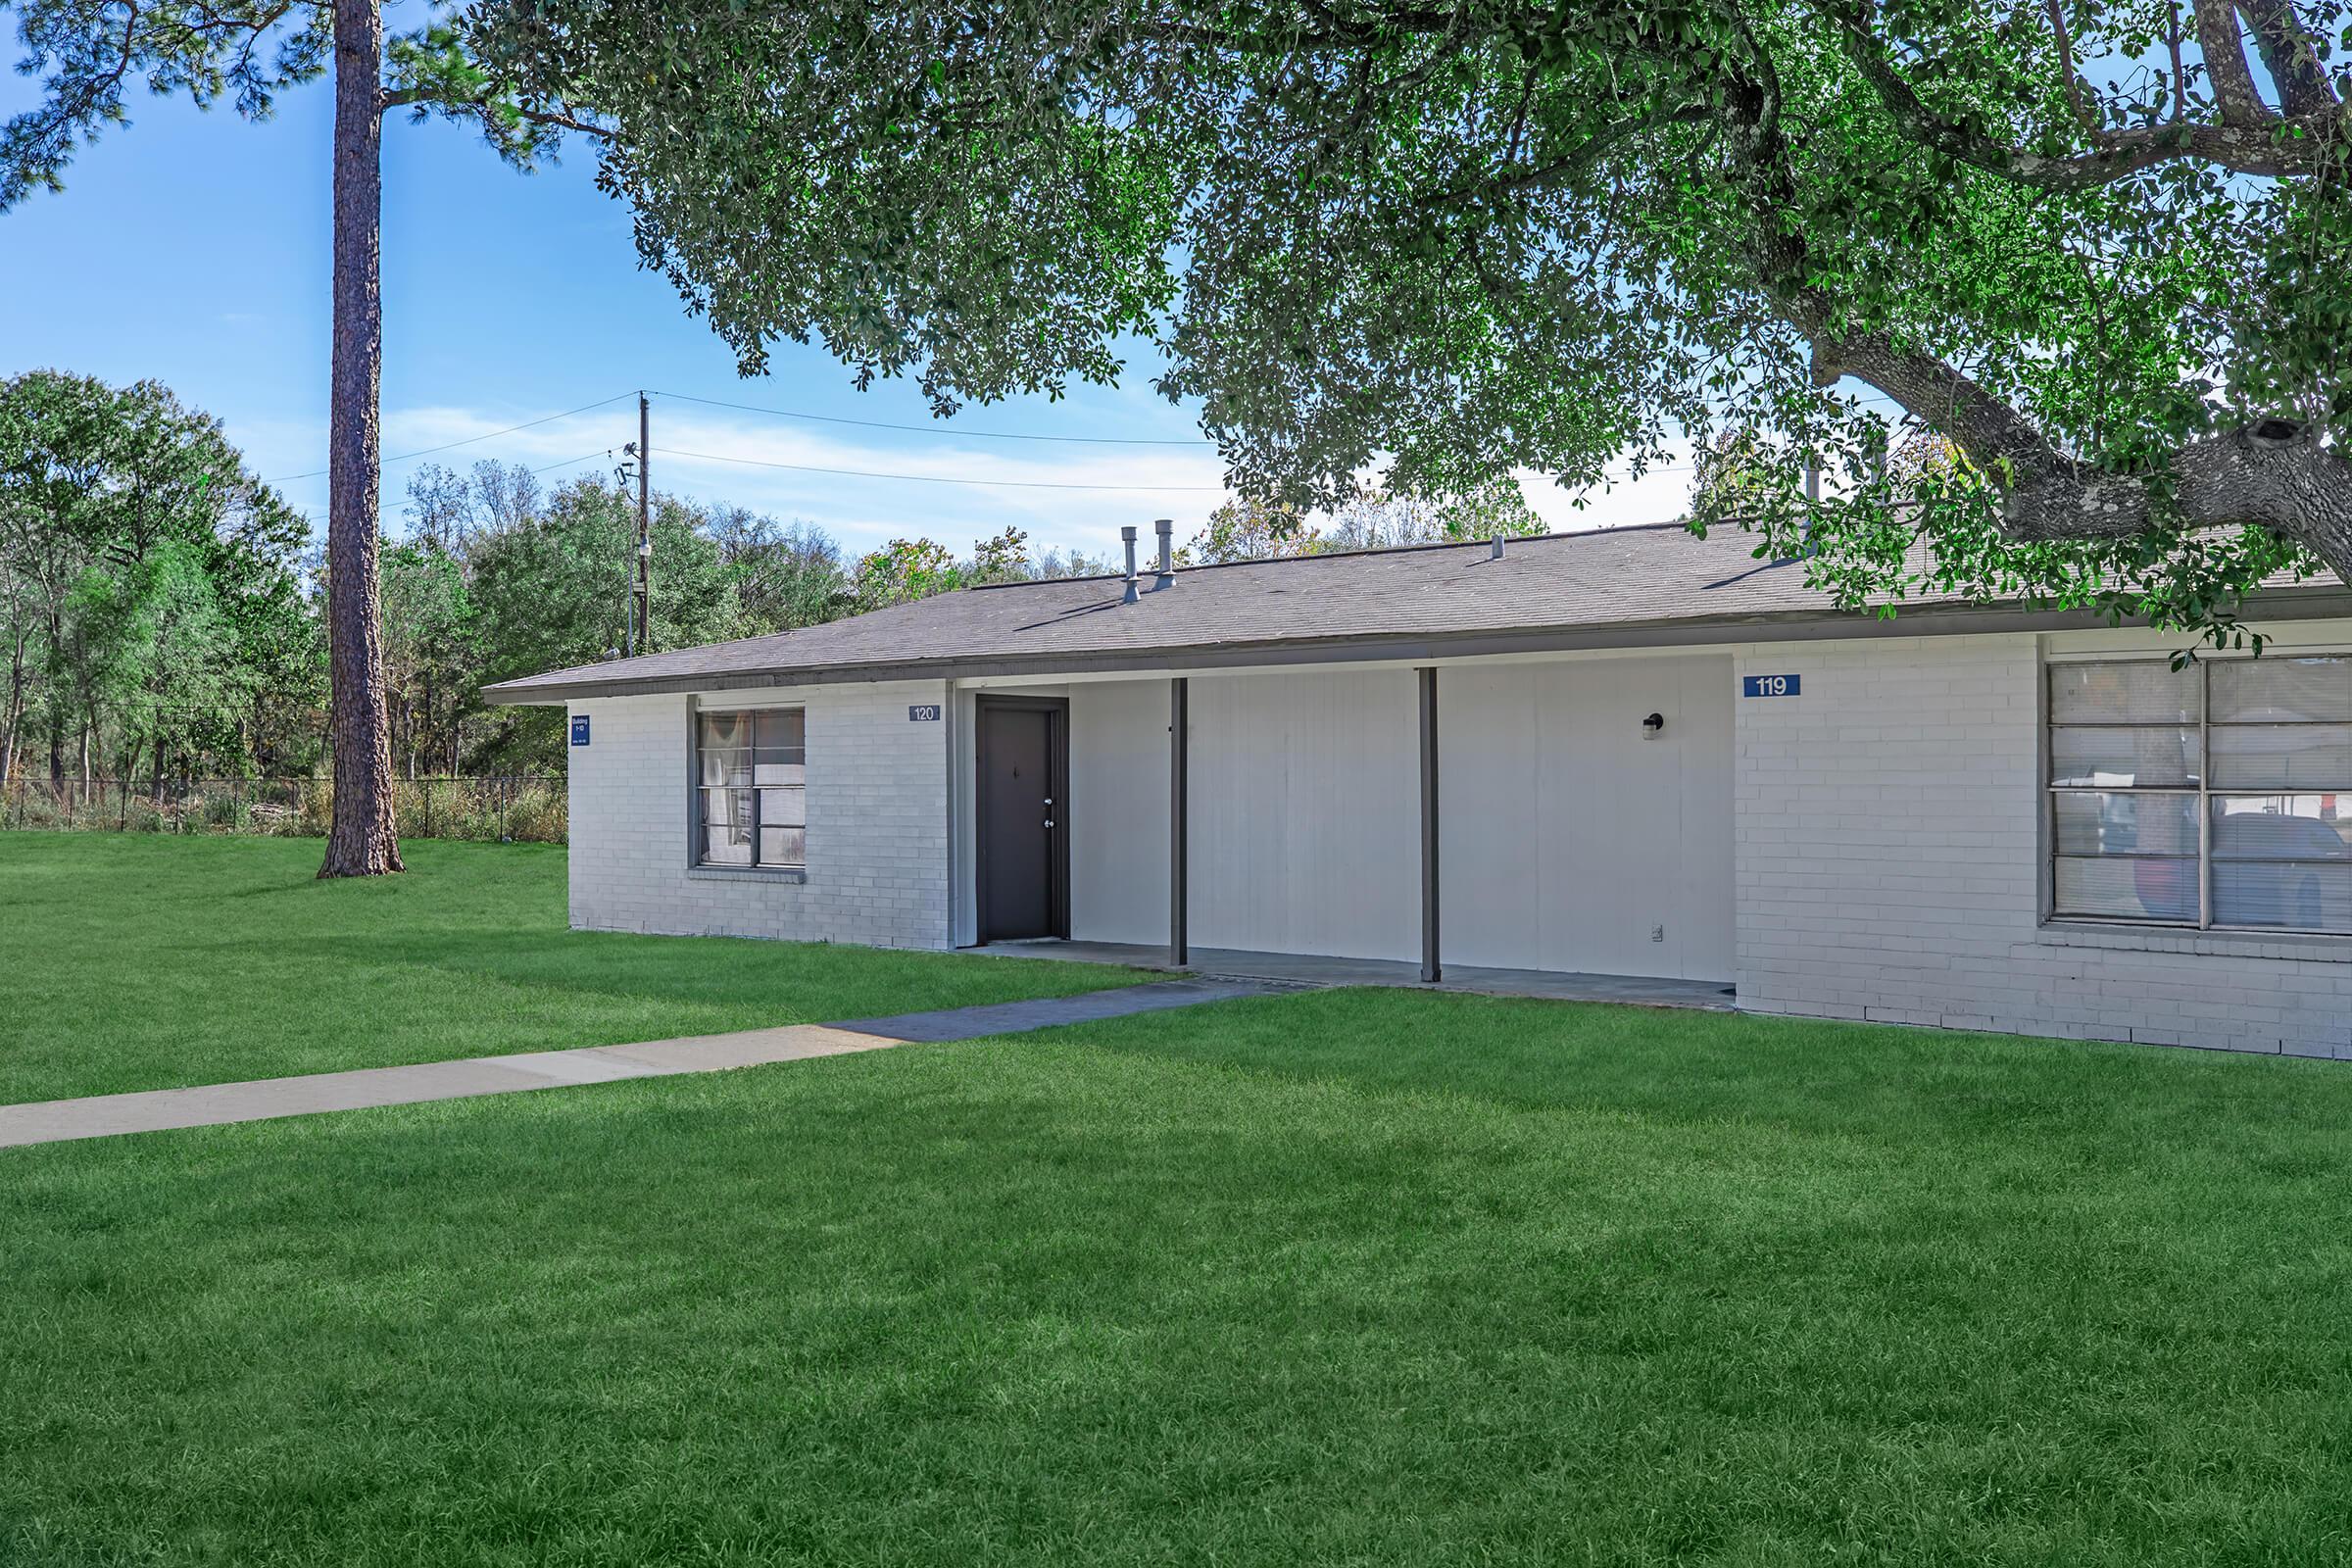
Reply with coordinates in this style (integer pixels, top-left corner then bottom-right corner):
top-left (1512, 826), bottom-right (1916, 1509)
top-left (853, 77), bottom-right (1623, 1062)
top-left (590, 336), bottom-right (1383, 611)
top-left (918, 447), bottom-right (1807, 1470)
top-left (2, 776), bottom-right (566, 843)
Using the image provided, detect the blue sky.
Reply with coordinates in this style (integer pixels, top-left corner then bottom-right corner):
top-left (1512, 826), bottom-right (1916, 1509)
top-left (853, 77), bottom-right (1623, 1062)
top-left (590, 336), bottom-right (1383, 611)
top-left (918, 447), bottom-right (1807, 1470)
top-left (0, 73), bottom-right (1693, 559)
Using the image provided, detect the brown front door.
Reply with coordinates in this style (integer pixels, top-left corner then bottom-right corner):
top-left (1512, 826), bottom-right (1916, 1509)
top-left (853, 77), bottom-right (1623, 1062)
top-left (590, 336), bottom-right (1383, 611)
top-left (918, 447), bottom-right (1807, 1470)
top-left (976, 697), bottom-right (1068, 941)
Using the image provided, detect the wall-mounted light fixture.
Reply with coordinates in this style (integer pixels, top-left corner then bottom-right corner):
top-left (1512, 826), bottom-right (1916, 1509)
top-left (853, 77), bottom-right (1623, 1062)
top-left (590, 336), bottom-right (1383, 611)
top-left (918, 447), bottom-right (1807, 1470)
top-left (1642, 711), bottom-right (1665, 738)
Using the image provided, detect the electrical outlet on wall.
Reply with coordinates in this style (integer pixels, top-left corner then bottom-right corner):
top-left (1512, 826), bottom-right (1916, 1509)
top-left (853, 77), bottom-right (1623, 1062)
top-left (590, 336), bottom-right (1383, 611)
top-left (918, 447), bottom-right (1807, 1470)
top-left (1650, 923), bottom-right (1666, 943)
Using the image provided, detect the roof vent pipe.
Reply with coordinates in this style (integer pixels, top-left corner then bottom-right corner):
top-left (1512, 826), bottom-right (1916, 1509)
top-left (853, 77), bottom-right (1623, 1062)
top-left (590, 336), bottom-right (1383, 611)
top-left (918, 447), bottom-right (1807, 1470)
top-left (1153, 517), bottom-right (1175, 587)
top-left (1121, 525), bottom-right (1140, 604)
top-left (1491, 536), bottom-right (1506, 560)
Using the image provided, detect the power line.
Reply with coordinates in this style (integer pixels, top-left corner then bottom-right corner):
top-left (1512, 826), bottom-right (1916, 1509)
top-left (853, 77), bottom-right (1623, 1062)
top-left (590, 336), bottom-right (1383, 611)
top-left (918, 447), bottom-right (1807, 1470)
top-left (262, 393), bottom-right (637, 484)
top-left (651, 389), bottom-right (1213, 446)
top-left (530, 448), bottom-right (618, 475)
top-left (656, 445), bottom-right (1228, 493)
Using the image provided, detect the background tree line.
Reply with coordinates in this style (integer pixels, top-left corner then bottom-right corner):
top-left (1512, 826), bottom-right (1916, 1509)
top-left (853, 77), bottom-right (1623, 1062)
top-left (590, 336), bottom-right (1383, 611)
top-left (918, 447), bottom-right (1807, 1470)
top-left (0, 370), bottom-right (1128, 788)
top-left (1, 368), bottom-right (1587, 798)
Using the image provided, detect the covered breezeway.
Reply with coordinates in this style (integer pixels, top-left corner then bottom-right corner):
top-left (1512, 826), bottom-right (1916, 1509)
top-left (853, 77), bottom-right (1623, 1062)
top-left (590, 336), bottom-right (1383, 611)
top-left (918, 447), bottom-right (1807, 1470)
top-left (949, 651), bottom-right (1737, 1000)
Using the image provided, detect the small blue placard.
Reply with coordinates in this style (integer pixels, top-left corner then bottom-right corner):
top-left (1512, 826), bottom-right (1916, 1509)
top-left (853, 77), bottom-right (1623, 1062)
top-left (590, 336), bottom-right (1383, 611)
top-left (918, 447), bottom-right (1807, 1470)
top-left (1741, 674), bottom-right (1801, 699)
top-left (570, 714), bottom-right (591, 746)
top-left (907, 704), bottom-right (942, 722)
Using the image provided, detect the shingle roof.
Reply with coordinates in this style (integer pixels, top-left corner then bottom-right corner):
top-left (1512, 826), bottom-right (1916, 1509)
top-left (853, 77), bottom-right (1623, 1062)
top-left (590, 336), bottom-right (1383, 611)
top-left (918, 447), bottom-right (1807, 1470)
top-left (481, 523), bottom-right (2347, 703)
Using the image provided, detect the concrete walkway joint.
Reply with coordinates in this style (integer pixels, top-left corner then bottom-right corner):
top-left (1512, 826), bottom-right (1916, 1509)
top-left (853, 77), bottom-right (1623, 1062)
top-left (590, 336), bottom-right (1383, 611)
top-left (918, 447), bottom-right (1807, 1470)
top-left (0, 978), bottom-right (1274, 1150)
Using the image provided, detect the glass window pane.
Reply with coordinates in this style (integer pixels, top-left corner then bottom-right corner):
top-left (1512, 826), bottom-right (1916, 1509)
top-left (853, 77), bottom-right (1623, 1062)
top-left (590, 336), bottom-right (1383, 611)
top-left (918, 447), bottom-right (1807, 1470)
top-left (2049, 726), bottom-right (2201, 788)
top-left (759, 825), bottom-right (807, 867)
top-left (2049, 662), bottom-right (2199, 725)
top-left (2052, 791), bottom-right (2198, 857)
top-left (2054, 856), bottom-right (2199, 922)
top-left (700, 789), bottom-right (753, 865)
top-left (756, 709), bottom-right (806, 751)
top-left (700, 749), bottom-right (750, 788)
top-left (2208, 724), bottom-right (2352, 789)
top-left (2211, 656), bottom-right (2352, 724)
top-left (758, 786), bottom-right (805, 828)
top-left (2213, 862), bottom-right (2352, 932)
top-left (2211, 796), bottom-right (2352, 858)
top-left (699, 712), bottom-right (751, 750)
top-left (753, 756), bottom-right (805, 787)
top-left (701, 786), bottom-right (750, 826)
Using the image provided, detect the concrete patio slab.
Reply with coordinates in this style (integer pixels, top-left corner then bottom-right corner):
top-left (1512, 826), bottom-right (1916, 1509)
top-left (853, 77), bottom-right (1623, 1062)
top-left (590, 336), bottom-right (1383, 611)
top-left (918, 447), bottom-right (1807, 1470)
top-left (971, 940), bottom-right (1737, 1010)
top-left (0, 977), bottom-right (1277, 1151)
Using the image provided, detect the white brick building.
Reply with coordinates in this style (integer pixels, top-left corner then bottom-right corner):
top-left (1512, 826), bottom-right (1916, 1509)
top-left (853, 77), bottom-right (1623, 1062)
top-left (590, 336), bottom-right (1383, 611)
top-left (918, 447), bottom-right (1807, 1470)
top-left (489, 525), bottom-right (2352, 1059)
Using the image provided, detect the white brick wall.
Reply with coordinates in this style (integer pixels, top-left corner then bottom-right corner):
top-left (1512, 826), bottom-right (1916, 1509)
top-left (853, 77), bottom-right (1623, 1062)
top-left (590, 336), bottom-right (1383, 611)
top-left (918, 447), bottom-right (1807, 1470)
top-left (565, 680), bottom-right (952, 949)
top-left (556, 631), bottom-right (2352, 1059)
top-left (1735, 634), bottom-right (2352, 1058)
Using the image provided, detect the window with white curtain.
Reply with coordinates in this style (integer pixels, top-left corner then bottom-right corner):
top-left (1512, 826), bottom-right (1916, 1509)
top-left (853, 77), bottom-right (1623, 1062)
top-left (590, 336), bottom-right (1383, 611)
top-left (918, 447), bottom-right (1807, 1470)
top-left (2049, 657), bottom-right (2352, 933)
top-left (697, 709), bottom-right (807, 869)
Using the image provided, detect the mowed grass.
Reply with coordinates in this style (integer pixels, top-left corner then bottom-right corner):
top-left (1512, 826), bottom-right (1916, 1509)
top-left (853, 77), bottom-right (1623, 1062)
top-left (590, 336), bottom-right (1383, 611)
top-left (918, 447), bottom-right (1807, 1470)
top-left (0, 833), bottom-right (1142, 1103)
top-left (7, 987), bottom-right (2351, 1566)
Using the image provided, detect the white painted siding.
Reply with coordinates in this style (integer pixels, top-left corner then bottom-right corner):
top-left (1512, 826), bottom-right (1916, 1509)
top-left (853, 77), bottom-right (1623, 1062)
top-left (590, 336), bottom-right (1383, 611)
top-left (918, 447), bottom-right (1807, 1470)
top-left (1734, 633), bottom-right (2352, 1057)
top-left (1442, 656), bottom-right (1735, 982)
top-left (1182, 669), bottom-right (1423, 962)
top-left (566, 679), bottom-right (952, 948)
top-left (1067, 680), bottom-right (1173, 946)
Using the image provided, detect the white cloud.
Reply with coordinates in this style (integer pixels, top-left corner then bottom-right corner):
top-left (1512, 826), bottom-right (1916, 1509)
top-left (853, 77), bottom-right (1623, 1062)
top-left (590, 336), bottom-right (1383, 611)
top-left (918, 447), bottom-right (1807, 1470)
top-left (251, 399), bottom-right (1698, 558)
top-left (310, 401), bottom-right (1228, 559)
top-left (1515, 443), bottom-right (1697, 535)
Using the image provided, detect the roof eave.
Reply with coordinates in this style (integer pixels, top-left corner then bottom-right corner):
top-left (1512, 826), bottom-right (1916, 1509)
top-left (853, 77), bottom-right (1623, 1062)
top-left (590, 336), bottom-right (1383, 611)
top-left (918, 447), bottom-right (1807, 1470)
top-left (478, 585), bottom-right (2352, 707)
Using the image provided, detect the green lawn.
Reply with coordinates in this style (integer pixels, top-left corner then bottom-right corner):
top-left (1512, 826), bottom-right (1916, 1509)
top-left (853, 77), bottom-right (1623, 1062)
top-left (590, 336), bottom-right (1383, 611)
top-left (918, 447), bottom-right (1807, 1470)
top-left (6, 985), bottom-right (2349, 1565)
top-left (0, 834), bottom-right (1143, 1103)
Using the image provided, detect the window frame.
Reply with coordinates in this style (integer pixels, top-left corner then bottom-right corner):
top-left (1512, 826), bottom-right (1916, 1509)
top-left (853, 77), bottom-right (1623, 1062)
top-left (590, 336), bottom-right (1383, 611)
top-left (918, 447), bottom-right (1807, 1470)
top-left (688, 700), bottom-right (808, 874)
top-left (2043, 651), bottom-right (2352, 939)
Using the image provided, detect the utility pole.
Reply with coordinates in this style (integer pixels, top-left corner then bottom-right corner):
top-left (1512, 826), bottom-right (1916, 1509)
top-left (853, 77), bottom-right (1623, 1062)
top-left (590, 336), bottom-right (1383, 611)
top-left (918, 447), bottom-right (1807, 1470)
top-left (615, 446), bottom-right (639, 660)
top-left (634, 392), bottom-right (652, 657)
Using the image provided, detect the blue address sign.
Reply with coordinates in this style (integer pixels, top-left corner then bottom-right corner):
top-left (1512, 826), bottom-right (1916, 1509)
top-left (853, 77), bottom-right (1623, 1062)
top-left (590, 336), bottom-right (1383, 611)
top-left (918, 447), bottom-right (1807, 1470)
top-left (569, 714), bottom-right (591, 746)
top-left (908, 705), bottom-right (943, 722)
top-left (1741, 673), bottom-right (1801, 699)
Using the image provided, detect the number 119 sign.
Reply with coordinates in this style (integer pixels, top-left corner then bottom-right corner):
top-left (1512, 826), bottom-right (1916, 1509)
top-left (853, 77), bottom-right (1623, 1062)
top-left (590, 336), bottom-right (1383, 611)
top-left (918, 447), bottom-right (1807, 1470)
top-left (1741, 673), bottom-right (1801, 699)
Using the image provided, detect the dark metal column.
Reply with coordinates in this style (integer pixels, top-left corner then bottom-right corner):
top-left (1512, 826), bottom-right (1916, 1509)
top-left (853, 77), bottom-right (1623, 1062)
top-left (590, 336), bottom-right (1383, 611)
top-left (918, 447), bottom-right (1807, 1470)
top-left (1170, 676), bottom-right (1190, 967)
top-left (1419, 665), bottom-right (1441, 983)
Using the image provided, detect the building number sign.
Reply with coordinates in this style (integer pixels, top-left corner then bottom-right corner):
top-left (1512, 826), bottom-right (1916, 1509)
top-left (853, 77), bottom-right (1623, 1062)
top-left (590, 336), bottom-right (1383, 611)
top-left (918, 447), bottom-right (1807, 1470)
top-left (1741, 674), bottom-right (1801, 698)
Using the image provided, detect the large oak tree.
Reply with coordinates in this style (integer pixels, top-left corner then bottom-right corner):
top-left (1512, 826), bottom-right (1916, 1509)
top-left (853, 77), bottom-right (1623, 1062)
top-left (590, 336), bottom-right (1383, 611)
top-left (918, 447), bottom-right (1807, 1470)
top-left (490, 0), bottom-right (2352, 640)
top-left (2, 0), bottom-right (600, 872)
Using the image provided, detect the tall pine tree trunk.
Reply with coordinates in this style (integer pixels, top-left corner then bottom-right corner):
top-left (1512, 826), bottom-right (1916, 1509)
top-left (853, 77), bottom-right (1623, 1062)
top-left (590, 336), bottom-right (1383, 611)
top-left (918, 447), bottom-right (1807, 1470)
top-left (319, 0), bottom-right (403, 877)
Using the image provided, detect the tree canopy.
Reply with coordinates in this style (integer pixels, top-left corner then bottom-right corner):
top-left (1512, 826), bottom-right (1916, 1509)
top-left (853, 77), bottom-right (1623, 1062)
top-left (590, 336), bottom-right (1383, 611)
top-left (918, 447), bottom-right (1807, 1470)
top-left (0, 375), bottom-right (1148, 791)
top-left (0, 370), bottom-right (315, 789)
top-left (486, 0), bottom-right (2352, 642)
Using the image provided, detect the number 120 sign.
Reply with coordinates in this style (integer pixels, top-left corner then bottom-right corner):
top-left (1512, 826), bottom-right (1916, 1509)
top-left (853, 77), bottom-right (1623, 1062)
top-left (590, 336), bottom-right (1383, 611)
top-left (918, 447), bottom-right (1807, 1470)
top-left (1741, 674), bottom-right (1801, 698)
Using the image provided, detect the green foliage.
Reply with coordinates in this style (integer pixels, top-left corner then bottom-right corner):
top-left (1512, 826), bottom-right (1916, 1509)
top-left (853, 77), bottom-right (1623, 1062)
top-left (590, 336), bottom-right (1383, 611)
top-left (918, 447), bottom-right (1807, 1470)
top-left (967, 525), bottom-right (1033, 585)
top-left (0, 0), bottom-right (589, 213)
top-left (0, 370), bottom-right (316, 785)
top-left (706, 507), bottom-right (855, 629)
top-left (495, 0), bottom-right (2352, 638)
top-left (381, 537), bottom-right (480, 774)
top-left (388, 462), bottom-right (1071, 772)
top-left (466, 476), bottom-right (742, 765)
top-left (1192, 480), bottom-right (1544, 564)
top-left (851, 536), bottom-right (964, 611)
top-left (6, 401), bottom-right (1130, 785)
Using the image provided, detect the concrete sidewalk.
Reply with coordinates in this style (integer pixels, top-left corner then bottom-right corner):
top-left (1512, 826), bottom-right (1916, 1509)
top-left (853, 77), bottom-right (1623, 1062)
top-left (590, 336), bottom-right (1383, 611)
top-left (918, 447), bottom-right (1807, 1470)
top-left (0, 977), bottom-right (1276, 1150)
